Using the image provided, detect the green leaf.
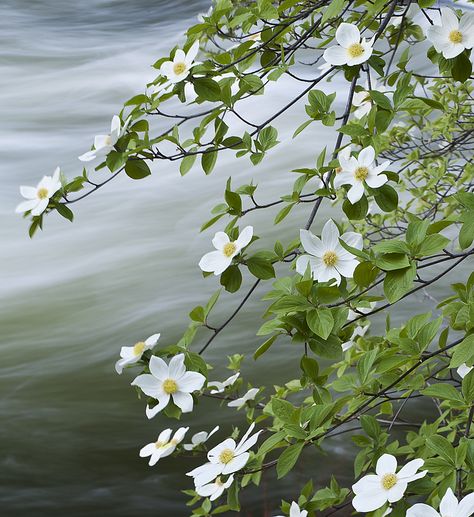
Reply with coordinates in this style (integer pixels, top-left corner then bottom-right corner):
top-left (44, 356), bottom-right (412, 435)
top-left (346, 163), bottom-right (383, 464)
top-left (370, 91), bottom-right (392, 110)
top-left (300, 356), bottom-right (319, 381)
top-left (452, 52), bottom-right (472, 82)
top-left (202, 149), bottom-right (218, 174)
top-left (322, 0), bottom-right (345, 22)
top-left (220, 265), bottom-right (242, 293)
top-left (306, 308), bottom-right (334, 339)
top-left (276, 441), bottom-right (304, 479)
top-left (462, 370), bottom-right (474, 402)
top-left (384, 263), bottom-right (416, 303)
top-left (179, 153), bottom-right (197, 176)
top-left (426, 435), bottom-right (455, 465)
top-left (272, 398), bottom-right (297, 423)
top-left (450, 335), bottom-right (474, 368)
top-left (193, 78), bottom-right (221, 101)
top-left (247, 256), bottom-right (275, 280)
top-left (125, 159), bottom-right (151, 180)
top-left (254, 334), bottom-right (279, 360)
top-left (421, 383), bottom-right (464, 402)
top-left (55, 203), bottom-right (74, 222)
top-left (375, 253), bottom-right (410, 271)
top-left (225, 189), bottom-right (242, 214)
top-left (374, 184), bottom-right (398, 212)
top-left (353, 261), bottom-right (379, 287)
top-left (417, 234), bottom-right (450, 257)
top-left (342, 196), bottom-right (368, 220)
top-left (189, 306), bottom-right (205, 323)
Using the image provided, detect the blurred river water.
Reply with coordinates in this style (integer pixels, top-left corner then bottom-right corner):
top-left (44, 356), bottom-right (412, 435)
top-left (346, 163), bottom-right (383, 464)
top-left (0, 1), bottom-right (471, 515)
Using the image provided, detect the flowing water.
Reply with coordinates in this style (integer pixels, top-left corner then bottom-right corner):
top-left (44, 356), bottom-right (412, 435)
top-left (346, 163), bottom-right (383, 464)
top-left (0, 1), bottom-right (471, 515)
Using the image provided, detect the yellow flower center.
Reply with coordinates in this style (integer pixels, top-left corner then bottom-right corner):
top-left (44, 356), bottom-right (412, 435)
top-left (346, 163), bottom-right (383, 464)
top-left (354, 166), bottom-right (369, 181)
top-left (133, 341), bottom-right (146, 356)
top-left (323, 250), bottom-right (338, 267)
top-left (219, 448), bottom-right (235, 464)
top-left (163, 378), bottom-right (178, 394)
top-left (449, 30), bottom-right (463, 44)
top-left (173, 62), bottom-right (187, 75)
top-left (37, 188), bottom-right (49, 199)
top-left (155, 440), bottom-right (165, 448)
top-left (347, 43), bottom-right (364, 59)
top-left (381, 473), bottom-right (398, 490)
top-left (223, 242), bottom-right (237, 257)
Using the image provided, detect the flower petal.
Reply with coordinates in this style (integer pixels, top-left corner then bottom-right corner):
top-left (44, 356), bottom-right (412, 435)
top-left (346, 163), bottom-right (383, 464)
top-left (300, 229), bottom-right (324, 256)
top-left (178, 371), bottom-right (206, 392)
top-left (199, 250), bottom-right (230, 275)
top-left (149, 355), bottom-right (169, 380)
top-left (145, 394), bottom-right (170, 418)
top-left (441, 8), bottom-right (459, 31)
top-left (222, 452), bottom-right (249, 474)
top-left (172, 391), bottom-right (194, 413)
top-left (406, 504), bottom-right (440, 517)
top-left (295, 254), bottom-right (320, 277)
top-left (387, 480), bottom-right (408, 503)
top-left (458, 492), bottom-right (474, 517)
top-left (347, 182), bottom-right (365, 204)
top-left (340, 230), bottom-right (363, 250)
top-left (336, 23), bottom-right (360, 47)
top-left (168, 353), bottom-right (186, 380)
top-left (366, 173), bottom-right (388, 188)
top-left (335, 258), bottom-right (358, 279)
top-left (358, 146), bottom-right (375, 167)
top-left (376, 454), bottom-right (397, 475)
top-left (15, 199), bottom-right (39, 214)
top-left (145, 333), bottom-right (161, 347)
top-left (131, 374), bottom-right (161, 398)
top-left (19, 186), bottom-right (37, 199)
top-left (439, 488), bottom-right (458, 516)
top-left (30, 198), bottom-right (49, 216)
top-left (398, 458), bottom-right (424, 478)
top-left (323, 45), bottom-right (349, 65)
top-left (185, 40), bottom-right (200, 64)
top-left (212, 231), bottom-right (229, 250)
top-left (235, 225), bottom-right (253, 250)
top-left (321, 219), bottom-right (340, 250)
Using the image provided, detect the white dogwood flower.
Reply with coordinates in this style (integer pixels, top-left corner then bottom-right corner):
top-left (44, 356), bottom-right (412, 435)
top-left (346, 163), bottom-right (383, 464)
top-left (407, 487), bottom-right (474, 517)
top-left (187, 423), bottom-right (262, 487)
top-left (296, 219), bottom-right (362, 285)
top-left (184, 426), bottom-right (220, 451)
top-left (16, 167), bottom-right (62, 216)
top-left (276, 501), bottom-right (308, 517)
top-left (199, 226), bottom-right (253, 276)
top-left (208, 372), bottom-right (240, 394)
top-left (115, 333), bottom-right (160, 374)
top-left (335, 146), bottom-right (390, 204)
top-left (227, 388), bottom-right (259, 408)
top-left (131, 353), bottom-right (205, 418)
top-left (352, 453), bottom-right (427, 513)
top-left (427, 8), bottom-right (474, 59)
top-left (196, 474), bottom-right (234, 501)
top-left (160, 40), bottom-right (200, 83)
top-left (323, 23), bottom-right (373, 66)
top-left (457, 364), bottom-right (473, 378)
top-left (78, 115), bottom-right (130, 163)
top-left (139, 427), bottom-right (188, 466)
top-left (342, 324), bottom-right (370, 352)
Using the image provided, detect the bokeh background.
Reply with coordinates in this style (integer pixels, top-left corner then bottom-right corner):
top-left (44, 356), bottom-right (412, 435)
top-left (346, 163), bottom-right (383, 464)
top-left (1, 1), bottom-right (469, 515)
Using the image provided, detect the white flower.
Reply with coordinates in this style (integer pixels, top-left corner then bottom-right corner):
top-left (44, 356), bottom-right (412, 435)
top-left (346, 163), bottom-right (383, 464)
top-left (187, 423), bottom-right (262, 487)
top-left (16, 167), bottom-right (62, 216)
top-left (131, 353), bottom-right (205, 418)
top-left (208, 372), bottom-right (240, 394)
top-left (407, 487), bottom-right (474, 517)
top-left (352, 80), bottom-right (387, 119)
top-left (139, 427), bottom-right (188, 466)
top-left (296, 219), bottom-right (362, 285)
top-left (160, 40), bottom-right (200, 84)
top-left (115, 333), bottom-right (160, 375)
top-left (457, 364), bottom-right (473, 378)
top-left (427, 8), bottom-right (474, 59)
top-left (352, 453), bottom-right (427, 513)
top-left (199, 226), bottom-right (253, 276)
top-left (323, 23), bottom-right (373, 66)
top-left (347, 302), bottom-right (377, 321)
top-left (196, 474), bottom-right (234, 501)
top-left (227, 388), bottom-right (259, 408)
top-left (78, 115), bottom-right (130, 163)
top-left (183, 426), bottom-right (220, 451)
top-left (334, 146), bottom-right (390, 204)
top-left (342, 324), bottom-right (369, 352)
top-left (276, 501), bottom-right (308, 517)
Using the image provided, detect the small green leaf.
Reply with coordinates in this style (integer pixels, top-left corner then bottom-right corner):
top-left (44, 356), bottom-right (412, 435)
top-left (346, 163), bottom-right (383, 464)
top-left (125, 159), bottom-right (151, 180)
